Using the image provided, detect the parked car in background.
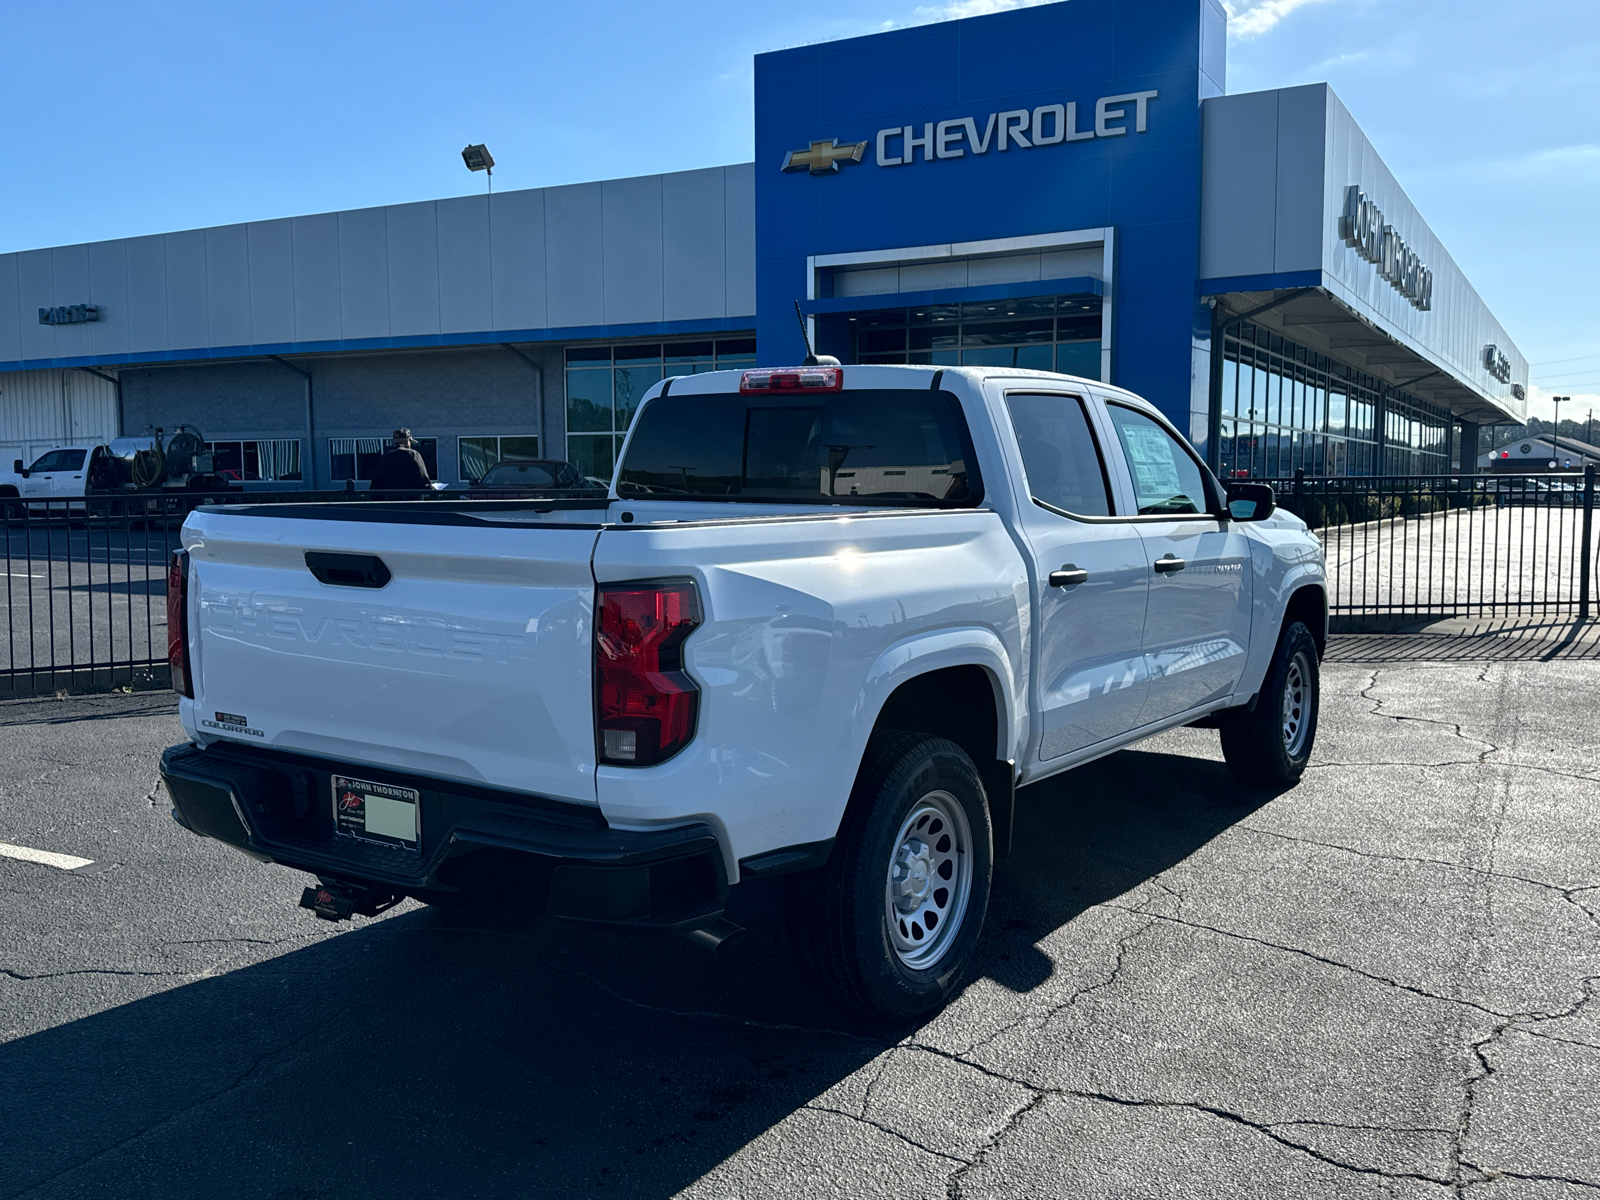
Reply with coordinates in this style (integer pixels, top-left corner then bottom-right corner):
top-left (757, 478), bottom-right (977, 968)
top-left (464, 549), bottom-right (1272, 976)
top-left (467, 459), bottom-right (592, 492)
top-left (160, 364), bottom-right (1327, 1020)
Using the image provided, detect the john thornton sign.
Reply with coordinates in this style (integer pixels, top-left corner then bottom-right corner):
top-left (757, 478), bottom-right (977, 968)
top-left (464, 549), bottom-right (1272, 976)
top-left (1339, 186), bottom-right (1433, 311)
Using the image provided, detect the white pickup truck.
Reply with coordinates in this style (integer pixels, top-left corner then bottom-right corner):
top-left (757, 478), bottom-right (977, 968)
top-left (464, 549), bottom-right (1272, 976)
top-left (159, 364), bottom-right (1325, 1019)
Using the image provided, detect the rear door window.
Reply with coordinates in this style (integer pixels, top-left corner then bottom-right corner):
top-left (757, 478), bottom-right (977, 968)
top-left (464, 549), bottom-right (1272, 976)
top-left (1105, 405), bottom-right (1210, 516)
top-left (1005, 393), bottom-right (1114, 517)
top-left (618, 389), bottom-right (982, 506)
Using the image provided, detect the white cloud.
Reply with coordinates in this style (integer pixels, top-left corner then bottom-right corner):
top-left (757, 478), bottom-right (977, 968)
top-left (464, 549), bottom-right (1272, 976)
top-left (1524, 384), bottom-right (1600, 424)
top-left (1223, 0), bottom-right (1335, 39)
top-left (908, 0), bottom-right (1052, 23)
top-left (901, 0), bottom-right (1332, 37)
top-left (901, 0), bottom-right (1339, 36)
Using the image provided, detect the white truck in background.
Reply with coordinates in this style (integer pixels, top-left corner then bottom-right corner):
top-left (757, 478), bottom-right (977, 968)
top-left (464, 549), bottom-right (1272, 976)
top-left (159, 363), bottom-right (1326, 1020)
top-left (0, 426), bottom-right (239, 509)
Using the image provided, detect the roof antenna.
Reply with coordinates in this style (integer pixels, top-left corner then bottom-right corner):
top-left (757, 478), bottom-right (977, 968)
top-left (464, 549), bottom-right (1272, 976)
top-left (794, 300), bottom-right (840, 367)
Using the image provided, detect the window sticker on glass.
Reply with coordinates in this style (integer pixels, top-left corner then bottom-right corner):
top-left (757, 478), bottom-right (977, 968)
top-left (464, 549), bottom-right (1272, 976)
top-left (1107, 405), bottom-right (1206, 516)
top-left (1121, 425), bottom-right (1184, 498)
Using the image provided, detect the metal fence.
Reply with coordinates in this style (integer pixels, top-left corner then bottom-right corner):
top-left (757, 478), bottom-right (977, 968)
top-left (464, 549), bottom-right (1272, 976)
top-left (1266, 468), bottom-right (1599, 619)
top-left (3, 472), bottom-right (1596, 699)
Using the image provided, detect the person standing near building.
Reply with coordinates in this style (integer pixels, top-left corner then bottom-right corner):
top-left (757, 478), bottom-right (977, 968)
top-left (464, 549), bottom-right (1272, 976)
top-left (369, 429), bottom-right (431, 491)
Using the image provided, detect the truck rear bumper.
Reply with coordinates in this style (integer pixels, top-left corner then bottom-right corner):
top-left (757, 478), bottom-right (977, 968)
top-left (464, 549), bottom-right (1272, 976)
top-left (159, 742), bottom-right (726, 932)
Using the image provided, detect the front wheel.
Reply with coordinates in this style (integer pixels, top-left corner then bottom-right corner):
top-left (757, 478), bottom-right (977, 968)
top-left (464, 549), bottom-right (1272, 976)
top-left (787, 731), bottom-right (993, 1021)
top-left (1219, 620), bottom-right (1320, 787)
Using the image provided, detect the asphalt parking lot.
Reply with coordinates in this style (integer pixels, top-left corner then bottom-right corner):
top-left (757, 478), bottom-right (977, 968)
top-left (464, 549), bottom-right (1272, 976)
top-left (3, 655), bottom-right (1598, 1198)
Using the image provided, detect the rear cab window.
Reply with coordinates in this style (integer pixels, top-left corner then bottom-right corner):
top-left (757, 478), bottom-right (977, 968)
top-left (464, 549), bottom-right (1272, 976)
top-left (1005, 393), bottom-right (1114, 517)
top-left (617, 389), bottom-right (982, 507)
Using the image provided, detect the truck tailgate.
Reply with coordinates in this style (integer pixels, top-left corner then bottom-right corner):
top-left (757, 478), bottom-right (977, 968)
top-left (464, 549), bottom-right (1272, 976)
top-left (184, 508), bottom-right (601, 804)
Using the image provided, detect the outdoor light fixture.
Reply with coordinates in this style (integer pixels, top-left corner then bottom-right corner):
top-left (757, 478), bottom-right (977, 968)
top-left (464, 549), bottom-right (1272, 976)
top-left (462, 143), bottom-right (495, 193)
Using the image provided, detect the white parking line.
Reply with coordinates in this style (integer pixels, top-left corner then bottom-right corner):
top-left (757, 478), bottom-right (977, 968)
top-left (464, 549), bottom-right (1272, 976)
top-left (0, 841), bottom-right (95, 871)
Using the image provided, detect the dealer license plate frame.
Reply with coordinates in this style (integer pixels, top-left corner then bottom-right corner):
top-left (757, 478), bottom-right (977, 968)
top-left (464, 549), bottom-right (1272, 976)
top-left (331, 774), bottom-right (421, 850)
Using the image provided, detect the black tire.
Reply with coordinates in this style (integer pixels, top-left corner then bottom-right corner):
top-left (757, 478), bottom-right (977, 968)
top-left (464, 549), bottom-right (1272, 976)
top-left (1219, 620), bottom-right (1320, 787)
top-left (787, 731), bottom-right (993, 1022)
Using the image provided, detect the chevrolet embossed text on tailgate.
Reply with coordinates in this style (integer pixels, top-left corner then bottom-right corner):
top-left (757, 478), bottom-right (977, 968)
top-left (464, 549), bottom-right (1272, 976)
top-left (185, 513), bottom-right (602, 803)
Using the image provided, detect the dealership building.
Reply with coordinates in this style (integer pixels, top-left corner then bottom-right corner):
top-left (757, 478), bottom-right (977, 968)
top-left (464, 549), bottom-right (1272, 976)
top-left (0, 0), bottom-right (1528, 488)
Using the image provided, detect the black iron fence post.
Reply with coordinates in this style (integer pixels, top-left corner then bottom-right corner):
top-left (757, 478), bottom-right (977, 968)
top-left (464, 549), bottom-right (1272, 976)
top-left (1293, 468), bottom-right (1305, 519)
top-left (1582, 464), bottom-right (1595, 622)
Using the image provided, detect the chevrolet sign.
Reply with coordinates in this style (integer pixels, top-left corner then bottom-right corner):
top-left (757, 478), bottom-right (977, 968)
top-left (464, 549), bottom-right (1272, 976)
top-left (782, 91), bottom-right (1159, 175)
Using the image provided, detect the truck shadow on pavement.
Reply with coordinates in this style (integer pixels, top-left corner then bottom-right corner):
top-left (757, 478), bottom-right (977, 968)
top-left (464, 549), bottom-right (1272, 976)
top-left (1, 744), bottom-right (1275, 1200)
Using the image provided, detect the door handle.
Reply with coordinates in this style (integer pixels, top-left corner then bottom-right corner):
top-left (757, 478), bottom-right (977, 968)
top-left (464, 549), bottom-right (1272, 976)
top-left (1153, 555), bottom-right (1186, 574)
top-left (1048, 565), bottom-right (1089, 588)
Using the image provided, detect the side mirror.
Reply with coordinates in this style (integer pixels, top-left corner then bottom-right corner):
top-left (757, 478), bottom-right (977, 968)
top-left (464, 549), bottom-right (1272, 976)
top-left (1226, 482), bottom-right (1276, 522)
top-left (13, 460), bottom-right (24, 476)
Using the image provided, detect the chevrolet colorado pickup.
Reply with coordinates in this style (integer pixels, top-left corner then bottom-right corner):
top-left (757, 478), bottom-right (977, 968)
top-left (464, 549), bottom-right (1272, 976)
top-left (159, 363), bottom-right (1325, 1019)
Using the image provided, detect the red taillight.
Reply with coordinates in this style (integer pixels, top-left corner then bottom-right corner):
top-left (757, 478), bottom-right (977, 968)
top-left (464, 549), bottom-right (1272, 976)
top-left (740, 366), bottom-right (843, 395)
top-left (168, 549), bottom-right (192, 698)
top-left (596, 581), bottom-right (701, 766)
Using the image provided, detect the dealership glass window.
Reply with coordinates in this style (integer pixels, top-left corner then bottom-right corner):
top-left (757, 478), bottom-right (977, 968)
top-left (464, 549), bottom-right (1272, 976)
top-left (204, 440), bottom-right (303, 482)
top-left (457, 435), bottom-right (541, 483)
top-left (565, 338), bottom-right (757, 483)
top-left (1215, 322), bottom-right (1450, 479)
top-left (849, 295), bottom-right (1104, 379)
top-left (329, 437), bottom-right (438, 482)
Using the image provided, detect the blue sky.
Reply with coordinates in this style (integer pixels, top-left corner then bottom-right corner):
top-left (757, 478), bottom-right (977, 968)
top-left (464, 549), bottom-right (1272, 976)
top-left (2, 0), bottom-right (1596, 418)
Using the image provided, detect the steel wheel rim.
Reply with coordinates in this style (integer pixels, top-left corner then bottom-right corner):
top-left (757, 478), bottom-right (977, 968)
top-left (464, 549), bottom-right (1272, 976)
top-left (884, 790), bottom-right (973, 970)
top-left (1282, 651), bottom-right (1312, 758)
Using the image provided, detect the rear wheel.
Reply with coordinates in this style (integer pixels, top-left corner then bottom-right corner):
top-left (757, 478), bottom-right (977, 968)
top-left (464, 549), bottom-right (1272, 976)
top-left (1220, 620), bottom-right (1319, 786)
top-left (787, 731), bottom-right (993, 1021)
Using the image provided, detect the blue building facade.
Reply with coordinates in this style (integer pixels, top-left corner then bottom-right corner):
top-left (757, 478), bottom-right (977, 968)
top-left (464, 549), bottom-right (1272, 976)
top-left (0, 0), bottom-right (1525, 485)
top-left (758, 0), bottom-right (1223, 452)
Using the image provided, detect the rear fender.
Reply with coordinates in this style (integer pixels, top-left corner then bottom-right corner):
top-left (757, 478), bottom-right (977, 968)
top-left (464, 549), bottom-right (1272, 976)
top-left (845, 626), bottom-right (1021, 784)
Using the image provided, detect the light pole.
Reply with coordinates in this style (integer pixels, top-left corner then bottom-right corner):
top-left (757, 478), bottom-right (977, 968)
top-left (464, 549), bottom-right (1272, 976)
top-left (1552, 395), bottom-right (1570, 468)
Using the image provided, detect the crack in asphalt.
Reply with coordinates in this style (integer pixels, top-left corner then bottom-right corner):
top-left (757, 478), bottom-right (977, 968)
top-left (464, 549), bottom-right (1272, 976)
top-left (1455, 988), bottom-right (1600, 1195)
top-left (2, 966), bottom-right (191, 983)
top-left (943, 911), bottom-right (1158, 1059)
top-left (1359, 669), bottom-right (1501, 762)
top-left (1354, 667), bottom-right (1600, 785)
top-left (1460, 1165), bottom-right (1600, 1191)
top-left (1099, 904), bottom-right (1519, 1021)
top-left (855, 1047), bottom-right (899, 1122)
top-left (160, 934), bottom-right (322, 949)
top-left (909, 1041), bottom-right (1466, 1194)
top-left (1236, 825), bottom-right (1599, 901)
top-left (943, 1090), bottom-right (1050, 1198)
top-left (803, 1103), bottom-right (973, 1167)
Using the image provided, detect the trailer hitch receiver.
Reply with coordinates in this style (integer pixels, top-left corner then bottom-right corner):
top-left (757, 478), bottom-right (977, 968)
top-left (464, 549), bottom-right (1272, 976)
top-left (299, 881), bottom-right (401, 922)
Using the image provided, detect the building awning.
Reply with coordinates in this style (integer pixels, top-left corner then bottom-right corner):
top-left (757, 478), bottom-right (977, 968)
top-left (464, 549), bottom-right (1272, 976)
top-left (1202, 276), bottom-right (1524, 427)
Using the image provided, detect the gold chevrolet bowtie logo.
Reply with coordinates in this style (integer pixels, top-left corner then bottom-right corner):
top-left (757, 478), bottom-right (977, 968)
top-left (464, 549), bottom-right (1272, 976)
top-left (781, 138), bottom-right (868, 174)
